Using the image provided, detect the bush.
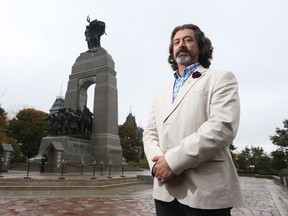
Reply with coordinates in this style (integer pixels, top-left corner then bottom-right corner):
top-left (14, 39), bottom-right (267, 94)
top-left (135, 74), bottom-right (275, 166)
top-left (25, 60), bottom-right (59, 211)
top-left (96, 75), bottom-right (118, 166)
top-left (127, 159), bottom-right (149, 169)
top-left (127, 161), bottom-right (138, 167)
top-left (138, 159), bottom-right (149, 169)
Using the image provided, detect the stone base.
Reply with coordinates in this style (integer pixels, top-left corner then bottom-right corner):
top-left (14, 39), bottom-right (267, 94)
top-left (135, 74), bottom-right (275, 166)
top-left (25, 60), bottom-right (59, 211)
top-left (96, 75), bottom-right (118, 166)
top-left (35, 136), bottom-right (93, 172)
top-left (35, 135), bottom-right (123, 172)
top-left (91, 133), bottom-right (122, 165)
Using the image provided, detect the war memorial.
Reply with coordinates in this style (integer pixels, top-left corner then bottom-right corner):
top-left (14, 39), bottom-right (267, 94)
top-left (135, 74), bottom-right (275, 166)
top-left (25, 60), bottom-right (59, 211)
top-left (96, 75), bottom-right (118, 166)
top-left (35, 16), bottom-right (123, 172)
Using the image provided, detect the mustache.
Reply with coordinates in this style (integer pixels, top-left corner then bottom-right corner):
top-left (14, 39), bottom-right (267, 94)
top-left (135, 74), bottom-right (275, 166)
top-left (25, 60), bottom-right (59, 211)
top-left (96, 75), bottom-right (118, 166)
top-left (176, 47), bottom-right (190, 57)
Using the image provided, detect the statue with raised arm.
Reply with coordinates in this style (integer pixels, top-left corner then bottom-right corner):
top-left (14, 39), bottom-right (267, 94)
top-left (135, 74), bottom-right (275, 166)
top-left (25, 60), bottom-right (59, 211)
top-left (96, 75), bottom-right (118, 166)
top-left (85, 16), bottom-right (106, 51)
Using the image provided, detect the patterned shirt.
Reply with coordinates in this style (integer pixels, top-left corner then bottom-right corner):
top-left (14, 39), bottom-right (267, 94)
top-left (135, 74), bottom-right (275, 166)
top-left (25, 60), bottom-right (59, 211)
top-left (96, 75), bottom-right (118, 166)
top-left (172, 63), bottom-right (200, 102)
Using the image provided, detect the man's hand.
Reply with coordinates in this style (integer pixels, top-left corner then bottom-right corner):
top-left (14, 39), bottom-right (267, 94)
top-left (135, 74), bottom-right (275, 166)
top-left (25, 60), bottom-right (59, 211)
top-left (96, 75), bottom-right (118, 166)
top-left (166, 174), bottom-right (184, 185)
top-left (152, 155), bottom-right (175, 183)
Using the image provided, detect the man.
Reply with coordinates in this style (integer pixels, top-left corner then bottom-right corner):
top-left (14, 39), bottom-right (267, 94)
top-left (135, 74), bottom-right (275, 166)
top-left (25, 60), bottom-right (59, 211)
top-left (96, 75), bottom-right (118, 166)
top-left (143, 24), bottom-right (244, 216)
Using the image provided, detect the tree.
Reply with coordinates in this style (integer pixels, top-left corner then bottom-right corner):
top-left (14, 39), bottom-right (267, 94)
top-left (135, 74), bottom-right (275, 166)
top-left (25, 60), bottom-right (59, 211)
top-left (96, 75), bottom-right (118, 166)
top-left (235, 153), bottom-right (248, 171)
top-left (270, 119), bottom-right (288, 150)
top-left (270, 119), bottom-right (288, 170)
top-left (236, 146), bottom-right (251, 171)
top-left (229, 143), bottom-right (239, 170)
top-left (250, 147), bottom-right (274, 173)
top-left (235, 146), bottom-right (274, 173)
top-left (271, 150), bottom-right (287, 171)
top-left (118, 112), bottom-right (144, 162)
top-left (0, 107), bottom-right (8, 132)
top-left (8, 108), bottom-right (49, 158)
top-left (0, 107), bottom-right (22, 161)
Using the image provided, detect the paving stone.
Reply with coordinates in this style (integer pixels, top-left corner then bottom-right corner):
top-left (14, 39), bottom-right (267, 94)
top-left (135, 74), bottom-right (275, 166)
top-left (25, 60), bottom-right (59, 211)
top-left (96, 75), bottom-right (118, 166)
top-left (0, 172), bottom-right (288, 215)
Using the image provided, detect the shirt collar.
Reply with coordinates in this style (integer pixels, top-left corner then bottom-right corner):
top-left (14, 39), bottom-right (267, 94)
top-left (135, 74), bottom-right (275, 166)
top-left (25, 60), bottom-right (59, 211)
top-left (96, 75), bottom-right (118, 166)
top-left (173, 63), bottom-right (200, 80)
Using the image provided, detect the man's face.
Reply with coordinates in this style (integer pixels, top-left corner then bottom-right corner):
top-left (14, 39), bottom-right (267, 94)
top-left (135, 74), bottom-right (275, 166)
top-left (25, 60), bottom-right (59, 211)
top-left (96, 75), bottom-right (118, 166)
top-left (173, 29), bottom-right (199, 66)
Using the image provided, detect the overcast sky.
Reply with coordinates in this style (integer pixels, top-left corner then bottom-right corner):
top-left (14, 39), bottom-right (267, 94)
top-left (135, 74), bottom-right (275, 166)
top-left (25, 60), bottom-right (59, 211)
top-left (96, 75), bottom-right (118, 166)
top-left (1, 0), bottom-right (288, 153)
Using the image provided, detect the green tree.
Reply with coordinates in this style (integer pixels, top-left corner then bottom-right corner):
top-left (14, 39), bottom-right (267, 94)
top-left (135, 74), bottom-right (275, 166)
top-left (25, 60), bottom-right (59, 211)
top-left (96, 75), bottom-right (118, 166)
top-left (236, 146), bottom-right (274, 173)
top-left (236, 146), bottom-right (251, 171)
top-left (8, 108), bottom-right (49, 158)
top-left (250, 146), bottom-right (265, 167)
top-left (270, 119), bottom-right (288, 150)
top-left (0, 107), bottom-right (23, 162)
top-left (270, 119), bottom-right (288, 170)
top-left (271, 150), bottom-right (287, 171)
top-left (229, 143), bottom-right (239, 170)
top-left (118, 112), bottom-right (143, 162)
top-left (235, 153), bottom-right (248, 171)
top-left (0, 107), bottom-right (8, 132)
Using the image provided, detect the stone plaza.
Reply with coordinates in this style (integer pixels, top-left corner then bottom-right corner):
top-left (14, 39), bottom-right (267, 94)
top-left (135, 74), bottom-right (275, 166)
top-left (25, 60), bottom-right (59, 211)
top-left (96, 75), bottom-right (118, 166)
top-left (0, 171), bottom-right (288, 216)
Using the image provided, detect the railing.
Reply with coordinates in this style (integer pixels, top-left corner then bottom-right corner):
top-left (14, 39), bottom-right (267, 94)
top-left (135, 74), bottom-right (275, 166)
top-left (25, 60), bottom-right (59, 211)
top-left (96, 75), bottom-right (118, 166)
top-left (10, 160), bottom-right (129, 180)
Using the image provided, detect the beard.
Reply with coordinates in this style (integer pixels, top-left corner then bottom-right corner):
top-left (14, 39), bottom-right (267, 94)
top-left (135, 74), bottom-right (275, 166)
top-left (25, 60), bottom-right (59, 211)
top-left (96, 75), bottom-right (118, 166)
top-left (175, 53), bottom-right (193, 64)
top-left (175, 46), bottom-right (193, 64)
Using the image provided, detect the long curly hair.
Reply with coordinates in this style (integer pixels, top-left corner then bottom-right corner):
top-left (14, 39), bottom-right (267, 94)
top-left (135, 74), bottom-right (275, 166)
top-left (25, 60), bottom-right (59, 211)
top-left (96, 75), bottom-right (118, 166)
top-left (168, 24), bottom-right (213, 71)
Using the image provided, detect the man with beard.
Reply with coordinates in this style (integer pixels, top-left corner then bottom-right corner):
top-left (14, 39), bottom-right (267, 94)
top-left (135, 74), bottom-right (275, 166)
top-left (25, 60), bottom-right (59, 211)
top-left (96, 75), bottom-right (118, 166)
top-left (143, 24), bottom-right (244, 216)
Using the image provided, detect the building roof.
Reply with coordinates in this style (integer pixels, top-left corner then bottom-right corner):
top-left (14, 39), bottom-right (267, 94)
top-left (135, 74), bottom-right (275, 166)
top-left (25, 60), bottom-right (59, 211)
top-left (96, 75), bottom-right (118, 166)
top-left (49, 96), bottom-right (65, 113)
top-left (0, 143), bottom-right (14, 152)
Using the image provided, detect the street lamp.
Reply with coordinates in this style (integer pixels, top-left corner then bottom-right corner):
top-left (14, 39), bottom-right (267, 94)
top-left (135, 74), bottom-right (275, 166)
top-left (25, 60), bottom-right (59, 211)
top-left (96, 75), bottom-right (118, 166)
top-left (91, 161), bottom-right (97, 179)
top-left (100, 161), bottom-right (104, 175)
top-left (59, 159), bottom-right (67, 179)
top-left (120, 161), bottom-right (127, 178)
top-left (249, 164), bottom-right (255, 173)
top-left (24, 158), bottom-right (33, 179)
top-left (107, 161), bottom-right (112, 178)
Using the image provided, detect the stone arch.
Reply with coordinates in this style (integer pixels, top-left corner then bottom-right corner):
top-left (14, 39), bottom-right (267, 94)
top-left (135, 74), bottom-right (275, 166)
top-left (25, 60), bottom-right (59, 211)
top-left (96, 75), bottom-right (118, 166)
top-left (78, 77), bottom-right (96, 110)
top-left (63, 47), bottom-right (122, 165)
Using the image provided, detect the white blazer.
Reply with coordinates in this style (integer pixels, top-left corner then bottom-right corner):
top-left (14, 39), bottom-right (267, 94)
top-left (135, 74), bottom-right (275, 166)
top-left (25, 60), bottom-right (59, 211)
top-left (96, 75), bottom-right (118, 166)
top-left (143, 65), bottom-right (244, 209)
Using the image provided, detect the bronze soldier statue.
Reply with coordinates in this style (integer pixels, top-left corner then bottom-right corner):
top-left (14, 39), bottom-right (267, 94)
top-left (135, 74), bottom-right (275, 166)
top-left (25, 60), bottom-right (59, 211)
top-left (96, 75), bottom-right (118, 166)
top-left (85, 16), bottom-right (106, 51)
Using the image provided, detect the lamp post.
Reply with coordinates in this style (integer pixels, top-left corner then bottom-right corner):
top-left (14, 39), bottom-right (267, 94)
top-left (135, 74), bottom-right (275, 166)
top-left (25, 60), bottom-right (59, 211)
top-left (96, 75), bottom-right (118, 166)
top-left (249, 164), bottom-right (255, 173)
top-left (91, 161), bottom-right (97, 179)
top-left (59, 159), bottom-right (67, 179)
top-left (100, 161), bottom-right (104, 175)
top-left (24, 158), bottom-right (33, 179)
top-left (107, 161), bottom-right (112, 178)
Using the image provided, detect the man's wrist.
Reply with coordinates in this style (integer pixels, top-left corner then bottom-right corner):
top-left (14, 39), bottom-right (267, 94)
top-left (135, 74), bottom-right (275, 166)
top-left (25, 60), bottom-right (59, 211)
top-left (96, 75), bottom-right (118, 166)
top-left (151, 162), bottom-right (157, 177)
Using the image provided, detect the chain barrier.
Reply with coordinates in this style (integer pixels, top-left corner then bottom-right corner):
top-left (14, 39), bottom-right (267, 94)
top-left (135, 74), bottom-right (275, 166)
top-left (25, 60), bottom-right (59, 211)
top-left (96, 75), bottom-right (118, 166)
top-left (17, 159), bottom-right (128, 180)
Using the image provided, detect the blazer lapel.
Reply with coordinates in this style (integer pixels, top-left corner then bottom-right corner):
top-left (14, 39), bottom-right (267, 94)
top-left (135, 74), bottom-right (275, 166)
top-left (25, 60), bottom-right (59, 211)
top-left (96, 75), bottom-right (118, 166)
top-left (163, 66), bottom-right (208, 123)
